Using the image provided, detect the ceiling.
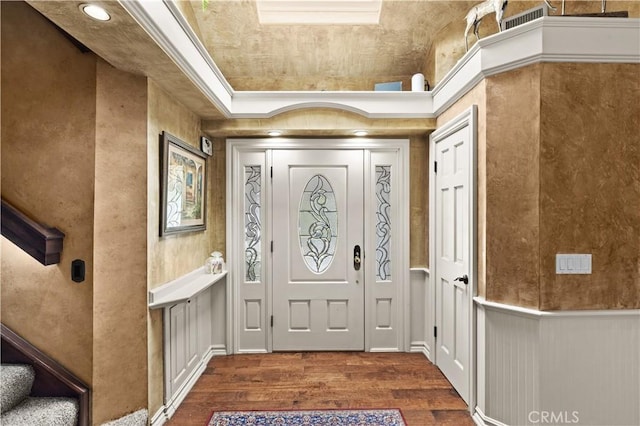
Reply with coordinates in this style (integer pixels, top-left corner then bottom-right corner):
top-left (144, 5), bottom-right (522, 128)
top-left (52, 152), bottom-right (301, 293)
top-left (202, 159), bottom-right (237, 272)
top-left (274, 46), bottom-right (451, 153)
top-left (26, 0), bottom-right (638, 122)
top-left (184, 0), bottom-right (478, 91)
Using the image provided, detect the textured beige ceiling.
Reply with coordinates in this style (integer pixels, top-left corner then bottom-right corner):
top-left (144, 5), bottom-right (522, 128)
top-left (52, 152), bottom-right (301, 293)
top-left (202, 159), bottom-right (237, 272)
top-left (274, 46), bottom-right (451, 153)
top-left (187, 0), bottom-right (479, 91)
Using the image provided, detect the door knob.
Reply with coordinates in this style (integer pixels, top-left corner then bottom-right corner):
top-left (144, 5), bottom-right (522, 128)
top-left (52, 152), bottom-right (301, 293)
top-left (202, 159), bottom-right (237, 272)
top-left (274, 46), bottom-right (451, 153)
top-left (454, 274), bottom-right (469, 285)
top-left (353, 245), bottom-right (361, 271)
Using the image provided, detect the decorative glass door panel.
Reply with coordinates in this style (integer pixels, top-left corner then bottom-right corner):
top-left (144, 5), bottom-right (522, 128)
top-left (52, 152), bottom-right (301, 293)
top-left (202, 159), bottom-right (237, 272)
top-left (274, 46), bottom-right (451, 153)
top-left (272, 150), bottom-right (364, 351)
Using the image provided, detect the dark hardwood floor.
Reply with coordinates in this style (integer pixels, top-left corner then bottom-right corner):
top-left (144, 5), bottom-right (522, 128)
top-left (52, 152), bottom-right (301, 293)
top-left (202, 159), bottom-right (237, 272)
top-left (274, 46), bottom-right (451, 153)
top-left (167, 352), bottom-right (474, 426)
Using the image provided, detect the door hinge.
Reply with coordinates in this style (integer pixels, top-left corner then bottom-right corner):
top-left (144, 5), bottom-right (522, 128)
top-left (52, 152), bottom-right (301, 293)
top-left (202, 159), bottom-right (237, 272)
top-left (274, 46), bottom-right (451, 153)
top-left (434, 161), bottom-right (438, 174)
top-left (434, 326), bottom-right (437, 338)
top-left (270, 166), bottom-right (273, 178)
top-left (271, 241), bottom-right (273, 252)
top-left (270, 315), bottom-right (274, 327)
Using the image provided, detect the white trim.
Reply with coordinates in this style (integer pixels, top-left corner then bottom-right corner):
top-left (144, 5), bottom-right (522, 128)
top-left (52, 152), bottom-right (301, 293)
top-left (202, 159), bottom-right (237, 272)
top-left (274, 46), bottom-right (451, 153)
top-left (429, 105), bottom-right (478, 411)
top-left (409, 268), bottom-right (431, 360)
top-left (256, 0), bottom-right (382, 25)
top-left (115, 4), bottom-right (640, 118)
top-left (118, 0), bottom-right (233, 116)
top-left (150, 406), bottom-right (168, 426)
top-left (229, 91), bottom-right (433, 119)
top-left (432, 18), bottom-right (640, 116)
top-left (473, 407), bottom-right (508, 426)
top-left (148, 268), bottom-right (227, 309)
top-left (157, 345), bottom-right (226, 423)
top-left (474, 296), bottom-right (640, 318)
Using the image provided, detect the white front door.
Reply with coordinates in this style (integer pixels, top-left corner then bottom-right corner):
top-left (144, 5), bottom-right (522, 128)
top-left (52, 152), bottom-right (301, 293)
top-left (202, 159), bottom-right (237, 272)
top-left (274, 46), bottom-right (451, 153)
top-left (272, 150), bottom-right (365, 351)
top-left (432, 108), bottom-right (475, 404)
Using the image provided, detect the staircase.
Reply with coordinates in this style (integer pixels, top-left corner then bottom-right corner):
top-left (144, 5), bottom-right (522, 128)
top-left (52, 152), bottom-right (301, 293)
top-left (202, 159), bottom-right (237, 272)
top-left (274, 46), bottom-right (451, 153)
top-left (0, 324), bottom-right (90, 426)
top-left (1, 364), bottom-right (79, 425)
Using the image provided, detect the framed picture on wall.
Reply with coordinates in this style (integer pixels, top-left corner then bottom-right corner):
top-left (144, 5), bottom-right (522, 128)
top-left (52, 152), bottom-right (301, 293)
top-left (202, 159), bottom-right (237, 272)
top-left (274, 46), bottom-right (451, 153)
top-left (160, 131), bottom-right (207, 236)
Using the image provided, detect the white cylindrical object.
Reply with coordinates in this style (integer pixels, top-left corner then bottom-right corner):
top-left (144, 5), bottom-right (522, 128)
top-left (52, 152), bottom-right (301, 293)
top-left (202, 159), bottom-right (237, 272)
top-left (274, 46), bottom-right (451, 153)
top-left (411, 73), bottom-right (425, 92)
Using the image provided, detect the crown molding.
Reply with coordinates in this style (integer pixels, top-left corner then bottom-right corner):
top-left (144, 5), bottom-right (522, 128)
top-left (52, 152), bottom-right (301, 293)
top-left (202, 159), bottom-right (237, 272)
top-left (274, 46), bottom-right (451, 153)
top-left (117, 1), bottom-right (640, 119)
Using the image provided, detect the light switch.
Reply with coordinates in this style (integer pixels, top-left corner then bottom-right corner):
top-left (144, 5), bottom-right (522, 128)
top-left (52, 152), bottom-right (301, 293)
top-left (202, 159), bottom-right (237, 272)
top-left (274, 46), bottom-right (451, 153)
top-left (556, 254), bottom-right (592, 274)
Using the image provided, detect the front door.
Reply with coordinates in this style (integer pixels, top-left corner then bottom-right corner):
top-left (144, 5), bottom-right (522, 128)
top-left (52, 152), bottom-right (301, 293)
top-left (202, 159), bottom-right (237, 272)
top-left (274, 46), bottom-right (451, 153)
top-left (432, 110), bottom-right (474, 404)
top-left (272, 150), bottom-right (365, 351)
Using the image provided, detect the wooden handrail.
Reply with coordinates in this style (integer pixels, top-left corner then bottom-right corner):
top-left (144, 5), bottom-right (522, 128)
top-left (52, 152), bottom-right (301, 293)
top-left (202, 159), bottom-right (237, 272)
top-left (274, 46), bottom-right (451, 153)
top-left (1, 324), bottom-right (91, 426)
top-left (1, 198), bottom-right (64, 265)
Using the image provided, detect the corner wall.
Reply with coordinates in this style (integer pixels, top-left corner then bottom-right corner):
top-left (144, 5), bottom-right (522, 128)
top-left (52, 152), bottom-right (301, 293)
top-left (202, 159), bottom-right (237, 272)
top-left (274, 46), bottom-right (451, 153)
top-left (146, 80), bottom-right (224, 416)
top-left (1, 1), bottom-right (96, 385)
top-left (93, 59), bottom-right (149, 424)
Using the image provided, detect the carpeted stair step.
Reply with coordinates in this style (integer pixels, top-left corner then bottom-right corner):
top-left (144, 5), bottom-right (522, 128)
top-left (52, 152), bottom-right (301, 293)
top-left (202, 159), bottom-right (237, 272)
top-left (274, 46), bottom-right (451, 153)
top-left (1, 396), bottom-right (78, 426)
top-left (1, 364), bottom-right (35, 413)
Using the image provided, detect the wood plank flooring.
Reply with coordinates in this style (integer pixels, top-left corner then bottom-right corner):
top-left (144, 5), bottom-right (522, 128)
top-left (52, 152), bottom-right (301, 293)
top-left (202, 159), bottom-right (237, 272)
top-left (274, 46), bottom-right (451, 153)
top-left (167, 352), bottom-right (474, 425)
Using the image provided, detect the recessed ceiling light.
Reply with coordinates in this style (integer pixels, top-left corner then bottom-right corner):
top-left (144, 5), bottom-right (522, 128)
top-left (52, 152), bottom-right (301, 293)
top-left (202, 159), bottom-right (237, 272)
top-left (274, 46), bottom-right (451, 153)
top-left (80, 4), bottom-right (111, 21)
top-left (267, 130), bottom-right (283, 137)
top-left (353, 130), bottom-right (368, 137)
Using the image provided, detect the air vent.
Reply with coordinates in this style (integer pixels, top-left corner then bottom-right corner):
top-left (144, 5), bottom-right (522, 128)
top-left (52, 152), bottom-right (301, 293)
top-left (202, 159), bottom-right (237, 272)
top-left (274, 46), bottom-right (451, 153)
top-left (501, 4), bottom-right (549, 31)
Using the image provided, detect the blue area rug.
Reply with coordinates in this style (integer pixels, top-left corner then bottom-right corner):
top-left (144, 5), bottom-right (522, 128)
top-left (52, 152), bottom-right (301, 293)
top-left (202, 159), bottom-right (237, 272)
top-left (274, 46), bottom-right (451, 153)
top-left (208, 409), bottom-right (406, 425)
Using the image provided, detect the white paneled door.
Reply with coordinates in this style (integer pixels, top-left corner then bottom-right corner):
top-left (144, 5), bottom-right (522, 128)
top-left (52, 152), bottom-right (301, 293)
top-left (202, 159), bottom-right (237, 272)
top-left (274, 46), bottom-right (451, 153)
top-left (432, 110), bottom-right (474, 404)
top-left (272, 150), bottom-right (365, 350)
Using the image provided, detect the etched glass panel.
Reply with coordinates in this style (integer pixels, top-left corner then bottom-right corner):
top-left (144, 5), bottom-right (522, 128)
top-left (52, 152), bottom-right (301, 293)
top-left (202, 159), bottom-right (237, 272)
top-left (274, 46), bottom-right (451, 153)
top-left (376, 166), bottom-right (391, 281)
top-left (245, 166), bottom-right (261, 281)
top-left (298, 174), bottom-right (338, 274)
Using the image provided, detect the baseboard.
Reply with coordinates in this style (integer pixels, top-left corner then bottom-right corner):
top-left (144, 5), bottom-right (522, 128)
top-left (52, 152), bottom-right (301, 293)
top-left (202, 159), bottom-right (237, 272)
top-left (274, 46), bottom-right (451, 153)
top-left (409, 341), bottom-right (432, 361)
top-left (473, 408), bottom-right (507, 426)
top-left (150, 407), bottom-right (168, 426)
top-left (369, 347), bottom-right (402, 353)
top-left (210, 344), bottom-right (227, 356)
top-left (161, 345), bottom-right (228, 422)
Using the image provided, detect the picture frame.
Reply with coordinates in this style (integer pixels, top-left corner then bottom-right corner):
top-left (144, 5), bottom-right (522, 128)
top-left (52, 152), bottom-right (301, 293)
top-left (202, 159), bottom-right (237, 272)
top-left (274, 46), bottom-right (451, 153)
top-left (160, 131), bottom-right (207, 236)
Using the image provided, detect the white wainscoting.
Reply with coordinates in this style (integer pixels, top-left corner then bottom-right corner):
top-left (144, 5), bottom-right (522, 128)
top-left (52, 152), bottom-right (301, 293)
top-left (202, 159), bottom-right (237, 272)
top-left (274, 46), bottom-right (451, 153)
top-left (474, 298), bottom-right (640, 426)
top-left (409, 268), bottom-right (433, 361)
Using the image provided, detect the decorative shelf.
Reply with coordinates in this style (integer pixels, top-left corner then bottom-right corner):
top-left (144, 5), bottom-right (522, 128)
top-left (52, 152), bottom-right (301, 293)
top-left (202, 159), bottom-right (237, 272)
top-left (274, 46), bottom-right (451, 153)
top-left (148, 267), bottom-right (227, 309)
top-left (1, 198), bottom-right (65, 266)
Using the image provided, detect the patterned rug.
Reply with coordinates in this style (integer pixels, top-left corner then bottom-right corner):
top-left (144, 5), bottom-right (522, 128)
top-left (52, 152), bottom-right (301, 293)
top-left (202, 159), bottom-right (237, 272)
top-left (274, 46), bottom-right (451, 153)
top-left (208, 409), bottom-right (406, 425)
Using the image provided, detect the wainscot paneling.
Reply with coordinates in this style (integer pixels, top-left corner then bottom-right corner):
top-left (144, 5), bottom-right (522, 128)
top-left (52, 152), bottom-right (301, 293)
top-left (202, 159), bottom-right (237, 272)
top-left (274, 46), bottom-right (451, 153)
top-left (149, 269), bottom-right (227, 425)
top-left (474, 298), bottom-right (640, 426)
top-left (409, 268), bottom-right (432, 360)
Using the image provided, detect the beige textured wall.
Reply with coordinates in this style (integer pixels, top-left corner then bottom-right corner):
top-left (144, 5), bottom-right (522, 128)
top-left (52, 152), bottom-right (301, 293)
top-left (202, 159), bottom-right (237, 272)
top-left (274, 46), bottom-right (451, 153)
top-left (147, 80), bottom-right (224, 415)
top-left (93, 60), bottom-right (148, 423)
top-left (410, 134), bottom-right (430, 267)
top-left (485, 66), bottom-right (542, 308)
top-left (0, 1), bottom-right (95, 384)
top-left (539, 63), bottom-right (640, 310)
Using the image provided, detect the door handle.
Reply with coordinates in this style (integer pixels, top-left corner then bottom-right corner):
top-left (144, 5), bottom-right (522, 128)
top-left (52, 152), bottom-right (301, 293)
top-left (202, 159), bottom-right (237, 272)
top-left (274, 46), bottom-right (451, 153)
top-left (353, 245), bottom-right (361, 271)
top-left (454, 275), bottom-right (469, 285)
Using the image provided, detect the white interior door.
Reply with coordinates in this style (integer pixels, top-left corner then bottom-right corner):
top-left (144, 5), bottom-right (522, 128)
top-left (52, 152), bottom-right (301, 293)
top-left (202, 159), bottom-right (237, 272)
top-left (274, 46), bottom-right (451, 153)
top-left (272, 150), bottom-right (364, 351)
top-left (432, 112), bottom-right (474, 403)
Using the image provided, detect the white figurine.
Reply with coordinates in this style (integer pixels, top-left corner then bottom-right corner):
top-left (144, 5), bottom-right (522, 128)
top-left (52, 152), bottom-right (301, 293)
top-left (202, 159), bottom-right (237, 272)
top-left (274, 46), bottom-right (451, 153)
top-left (464, 0), bottom-right (557, 51)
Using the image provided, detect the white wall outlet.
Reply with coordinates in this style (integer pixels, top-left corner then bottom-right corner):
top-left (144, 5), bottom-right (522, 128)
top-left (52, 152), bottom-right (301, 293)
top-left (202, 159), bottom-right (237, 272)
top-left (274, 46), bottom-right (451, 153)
top-left (556, 254), bottom-right (592, 274)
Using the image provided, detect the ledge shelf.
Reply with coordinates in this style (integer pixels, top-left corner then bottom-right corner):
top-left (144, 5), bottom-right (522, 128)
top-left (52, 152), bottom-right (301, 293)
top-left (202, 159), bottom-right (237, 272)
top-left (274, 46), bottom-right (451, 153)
top-left (148, 268), bottom-right (227, 309)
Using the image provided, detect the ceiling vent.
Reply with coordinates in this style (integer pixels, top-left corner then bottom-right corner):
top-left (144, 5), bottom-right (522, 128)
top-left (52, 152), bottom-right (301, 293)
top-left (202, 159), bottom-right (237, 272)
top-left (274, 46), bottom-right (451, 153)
top-left (501, 4), bottom-right (549, 31)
